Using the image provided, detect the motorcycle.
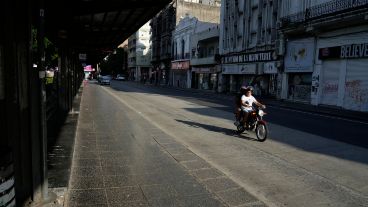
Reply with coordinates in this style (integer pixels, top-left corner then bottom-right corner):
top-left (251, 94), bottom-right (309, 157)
top-left (235, 106), bottom-right (268, 142)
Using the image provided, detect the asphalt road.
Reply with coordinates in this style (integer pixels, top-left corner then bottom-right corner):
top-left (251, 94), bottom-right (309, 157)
top-left (91, 80), bottom-right (368, 207)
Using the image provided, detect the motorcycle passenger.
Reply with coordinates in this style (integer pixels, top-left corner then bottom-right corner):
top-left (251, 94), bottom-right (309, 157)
top-left (234, 86), bottom-right (248, 126)
top-left (241, 86), bottom-right (265, 129)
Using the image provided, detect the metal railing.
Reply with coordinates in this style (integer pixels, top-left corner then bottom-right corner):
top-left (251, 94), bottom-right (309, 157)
top-left (281, 0), bottom-right (368, 26)
top-left (173, 53), bottom-right (190, 60)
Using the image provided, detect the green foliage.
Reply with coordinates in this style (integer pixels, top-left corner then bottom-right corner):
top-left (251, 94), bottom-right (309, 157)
top-left (31, 27), bottom-right (59, 68)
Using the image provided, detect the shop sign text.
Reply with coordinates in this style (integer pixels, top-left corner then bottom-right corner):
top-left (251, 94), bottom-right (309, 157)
top-left (222, 51), bottom-right (274, 64)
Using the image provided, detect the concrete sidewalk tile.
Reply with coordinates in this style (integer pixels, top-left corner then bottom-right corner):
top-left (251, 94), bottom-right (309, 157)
top-left (73, 151), bottom-right (98, 159)
top-left (236, 200), bottom-right (268, 207)
top-left (103, 175), bottom-right (139, 187)
top-left (101, 165), bottom-right (132, 176)
top-left (165, 147), bottom-right (192, 155)
top-left (202, 177), bottom-right (239, 192)
top-left (159, 142), bottom-right (183, 149)
top-left (172, 180), bottom-right (209, 197)
top-left (172, 153), bottom-right (201, 162)
top-left (73, 158), bottom-right (100, 167)
top-left (71, 166), bottom-right (103, 177)
top-left (190, 168), bottom-right (224, 180)
top-left (217, 188), bottom-right (260, 207)
top-left (148, 197), bottom-right (184, 207)
top-left (109, 201), bottom-right (149, 207)
top-left (135, 172), bottom-right (171, 185)
top-left (100, 158), bottom-right (131, 167)
top-left (67, 189), bottom-right (107, 205)
top-left (67, 204), bottom-right (108, 207)
top-left (141, 184), bottom-right (178, 200)
top-left (178, 194), bottom-right (226, 207)
top-left (106, 186), bottom-right (146, 203)
top-left (69, 176), bottom-right (104, 190)
top-left (180, 160), bottom-right (212, 170)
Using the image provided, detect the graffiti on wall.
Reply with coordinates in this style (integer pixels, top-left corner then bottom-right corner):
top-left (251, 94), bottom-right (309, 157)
top-left (311, 74), bottom-right (319, 95)
top-left (345, 80), bottom-right (368, 105)
top-left (323, 82), bottom-right (338, 93)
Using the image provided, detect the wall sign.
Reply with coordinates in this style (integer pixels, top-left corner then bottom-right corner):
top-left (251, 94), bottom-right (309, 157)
top-left (171, 61), bottom-right (190, 70)
top-left (285, 38), bottom-right (315, 72)
top-left (264, 62), bottom-right (278, 74)
top-left (221, 51), bottom-right (276, 64)
top-left (222, 64), bottom-right (257, 74)
top-left (319, 43), bottom-right (368, 60)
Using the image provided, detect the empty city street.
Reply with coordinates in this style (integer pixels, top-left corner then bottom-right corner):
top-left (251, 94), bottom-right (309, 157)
top-left (67, 80), bottom-right (368, 207)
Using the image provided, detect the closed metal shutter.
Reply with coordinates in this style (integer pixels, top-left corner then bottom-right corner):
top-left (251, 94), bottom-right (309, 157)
top-left (321, 60), bottom-right (340, 106)
top-left (343, 59), bottom-right (368, 112)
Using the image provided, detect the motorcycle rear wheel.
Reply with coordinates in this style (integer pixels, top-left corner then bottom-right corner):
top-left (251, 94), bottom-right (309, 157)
top-left (237, 125), bottom-right (246, 133)
top-left (256, 123), bottom-right (268, 142)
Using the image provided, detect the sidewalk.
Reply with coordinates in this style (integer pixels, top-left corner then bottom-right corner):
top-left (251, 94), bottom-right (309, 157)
top-left (140, 81), bottom-right (368, 123)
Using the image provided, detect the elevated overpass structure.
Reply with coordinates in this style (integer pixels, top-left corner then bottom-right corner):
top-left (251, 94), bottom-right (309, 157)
top-left (0, 0), bottom-right (172, 206)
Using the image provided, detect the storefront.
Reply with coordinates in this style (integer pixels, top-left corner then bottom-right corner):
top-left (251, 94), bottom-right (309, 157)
top-left (171, 60), bottom-right (190, 88)
top-left (316, 30), bottom-right (368, 111)
top-left (220, 50), bottom-right (278, 94)
top-left (192, 66), bottom-right (220, 91)
top-left (284, 38), bottom-right (315, 103)
top-left (260, 62), bottom-right (278, 97)
top-left (221, 63), bottom-right (257, 93)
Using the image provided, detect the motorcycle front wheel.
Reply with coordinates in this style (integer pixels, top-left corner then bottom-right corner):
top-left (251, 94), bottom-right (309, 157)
top-left (256, 123), bottom-right (268, 142)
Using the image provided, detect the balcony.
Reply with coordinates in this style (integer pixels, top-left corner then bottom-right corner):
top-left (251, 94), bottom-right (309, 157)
top-left (173, 53), bottom-right (190, 60)
top-left (281, 0), bottom-right (368, 28)
top-left (190, 56), bottom-right (216, 66)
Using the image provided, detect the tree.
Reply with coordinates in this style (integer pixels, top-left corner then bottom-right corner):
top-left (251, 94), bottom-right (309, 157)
top-left (31, 27), bottom-right (59, 68)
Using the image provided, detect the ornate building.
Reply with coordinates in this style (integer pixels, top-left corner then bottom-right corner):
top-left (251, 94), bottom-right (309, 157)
top-left (219, 0), bottom-right (280, 97)
top-left (279, 0), bottom-right (368, 112)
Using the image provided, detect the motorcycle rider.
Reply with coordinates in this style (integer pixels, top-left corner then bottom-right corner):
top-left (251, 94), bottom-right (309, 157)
top-left (241, 86), bottom-right (265, 129)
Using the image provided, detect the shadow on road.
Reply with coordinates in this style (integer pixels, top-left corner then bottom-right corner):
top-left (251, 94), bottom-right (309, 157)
top-left (105, 81), bottom-right (368, 165)
top-left (175, 119), bottom-right (259, 142)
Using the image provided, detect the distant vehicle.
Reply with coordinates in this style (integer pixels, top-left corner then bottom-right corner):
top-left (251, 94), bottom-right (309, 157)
top-left (116, 74), bottom-right (126, 81)
top-left (99, 75), bottom-right (112, 85)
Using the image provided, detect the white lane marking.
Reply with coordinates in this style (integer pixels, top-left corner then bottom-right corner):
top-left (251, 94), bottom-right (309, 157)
top-left (268, 105), bottom-right (368, 125)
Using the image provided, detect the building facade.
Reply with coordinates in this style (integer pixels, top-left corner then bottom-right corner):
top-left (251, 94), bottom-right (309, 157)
top-left (279, 0), bottom-right (368, 111)
top-left (171, 15), bottom-right (219, 89)
top-left (190, 24), bottom-right (221, 91)
top-left (171, 15), bottom-right (197, 88)
top-left (128, 22), bottom-right (152, 82)
top-left (150, 4), bottom-right (176, 85)
top-left (219, 0), bottom-right (280, 97)
top-left (150, 0), bottom-right (221, 85)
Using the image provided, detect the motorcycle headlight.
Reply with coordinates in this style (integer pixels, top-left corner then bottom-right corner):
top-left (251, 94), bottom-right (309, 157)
top-left (258, 110), bottom-right (264, 116)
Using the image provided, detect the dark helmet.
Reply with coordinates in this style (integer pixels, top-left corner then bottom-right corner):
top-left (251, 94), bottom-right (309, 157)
top-left (246, 86), bottom-right (254, 92)
top-left (240, 86), bottom-right (248, 93)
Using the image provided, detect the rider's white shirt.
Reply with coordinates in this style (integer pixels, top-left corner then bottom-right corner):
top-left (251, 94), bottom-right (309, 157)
top-left (241, 95), bottom-right (256, 111)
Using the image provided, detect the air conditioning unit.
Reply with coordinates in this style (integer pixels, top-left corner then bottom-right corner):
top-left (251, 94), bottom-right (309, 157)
top-left (275, 39), bottom-right (285, 56)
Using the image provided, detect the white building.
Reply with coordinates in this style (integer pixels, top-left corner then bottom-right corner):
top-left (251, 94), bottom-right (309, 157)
top-left (190, 25), bottom-right (220, 91)
top-left (171, 15), bottom-right (217, 88)
top-left (128, 21), bottom-right (152, 82)
top-left (279, 0), bottom-right (368, 112)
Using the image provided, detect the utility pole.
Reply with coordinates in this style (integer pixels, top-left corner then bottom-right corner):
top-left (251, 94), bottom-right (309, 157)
top-left (37, 0), bottom-right (48, 202)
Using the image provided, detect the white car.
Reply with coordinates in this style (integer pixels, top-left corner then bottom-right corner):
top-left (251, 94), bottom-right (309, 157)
top-left (116, 74), bottom-right (126, 81)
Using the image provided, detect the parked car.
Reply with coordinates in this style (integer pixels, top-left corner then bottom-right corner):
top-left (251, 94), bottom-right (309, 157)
top-left (116, 74), bottom-right (126, 81)
top-left (100, 75), bottom-right (112, 85)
